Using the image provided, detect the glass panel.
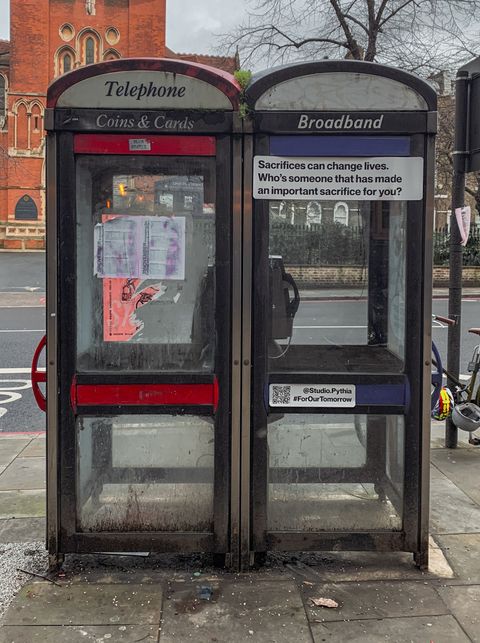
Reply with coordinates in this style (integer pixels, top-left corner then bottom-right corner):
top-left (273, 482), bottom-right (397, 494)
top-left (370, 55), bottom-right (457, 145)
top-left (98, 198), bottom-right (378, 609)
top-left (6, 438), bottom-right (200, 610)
top-left (267, 414), bottom-right (404, 532)
top-left (63, 53), bottom-right (72, 73)
top-left (85, 37), bottom-right (95, 64)
top-left (77, 415), bottom-right (214, 532)
top-left (267, 200), bottom-right (407, 372)
top-left (76, 155), bottom-right (216, 371)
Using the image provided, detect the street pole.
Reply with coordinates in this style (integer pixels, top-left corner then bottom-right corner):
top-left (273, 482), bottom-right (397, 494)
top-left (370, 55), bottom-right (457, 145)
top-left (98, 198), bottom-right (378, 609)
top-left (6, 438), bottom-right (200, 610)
top-left (446, 70), bottom-right (469, 448)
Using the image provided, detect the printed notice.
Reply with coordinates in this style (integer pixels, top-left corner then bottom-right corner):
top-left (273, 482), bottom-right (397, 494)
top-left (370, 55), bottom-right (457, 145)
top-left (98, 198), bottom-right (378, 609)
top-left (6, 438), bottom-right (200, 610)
top-left (253, 156), bottom-right (423, 201)
top-left (269, 384), bottom-right (356, 408)
top-left (94, 214), bottom-right (185, 280)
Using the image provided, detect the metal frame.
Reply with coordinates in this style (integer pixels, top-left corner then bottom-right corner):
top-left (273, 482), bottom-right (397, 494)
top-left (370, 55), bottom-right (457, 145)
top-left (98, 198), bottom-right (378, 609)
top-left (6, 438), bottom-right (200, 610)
top-left (243, 60), bottom-right (437, 568)
top-left (53, 134), bottom-right (234, 557)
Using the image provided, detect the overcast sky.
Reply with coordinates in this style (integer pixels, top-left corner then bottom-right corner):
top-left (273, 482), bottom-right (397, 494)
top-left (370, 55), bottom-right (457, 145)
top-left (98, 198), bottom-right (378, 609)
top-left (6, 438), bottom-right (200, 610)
top-left (0, 0), bottom-right (244, 55)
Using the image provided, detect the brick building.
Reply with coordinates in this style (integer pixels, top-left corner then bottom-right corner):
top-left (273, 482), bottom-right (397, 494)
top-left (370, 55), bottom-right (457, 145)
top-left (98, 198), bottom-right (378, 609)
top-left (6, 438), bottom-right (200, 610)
top-left (0, 1), bottom-right (238, 250)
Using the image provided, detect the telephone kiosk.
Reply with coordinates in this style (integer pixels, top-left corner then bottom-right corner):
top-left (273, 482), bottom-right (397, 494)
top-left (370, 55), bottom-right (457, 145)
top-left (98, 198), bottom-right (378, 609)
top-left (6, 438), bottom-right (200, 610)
top-left (34, 58), bottom-right (436, 571)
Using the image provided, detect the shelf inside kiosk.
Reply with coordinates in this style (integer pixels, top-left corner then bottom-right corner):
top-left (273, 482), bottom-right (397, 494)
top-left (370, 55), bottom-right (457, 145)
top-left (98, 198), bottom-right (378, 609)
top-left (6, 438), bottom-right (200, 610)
top-left (266, 199), bottom-right (407, 373)
top-left (75, 155), bottom-right (216, 372)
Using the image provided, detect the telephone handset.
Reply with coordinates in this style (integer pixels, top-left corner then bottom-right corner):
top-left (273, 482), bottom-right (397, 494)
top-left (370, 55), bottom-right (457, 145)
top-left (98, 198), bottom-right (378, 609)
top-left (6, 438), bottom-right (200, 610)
top-left (269, 256), bottom-right (300, 341)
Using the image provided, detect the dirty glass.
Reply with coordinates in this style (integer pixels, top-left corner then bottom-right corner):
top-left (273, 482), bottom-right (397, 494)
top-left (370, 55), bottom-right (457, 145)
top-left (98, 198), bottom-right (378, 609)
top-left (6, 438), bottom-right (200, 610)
top-left (267, 414), bottom-right (404, 532)
top-left (267, 200), bottom-right (407, 372)
top-left (76, 156), bottom-right (216, 371)
top-left (77, 415), bottom-right (214, 532)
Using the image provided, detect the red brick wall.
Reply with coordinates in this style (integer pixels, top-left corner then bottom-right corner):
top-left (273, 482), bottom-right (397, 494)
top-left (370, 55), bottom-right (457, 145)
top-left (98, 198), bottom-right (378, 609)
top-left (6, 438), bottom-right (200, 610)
top-left (1, 0), bottom-right (167, 247)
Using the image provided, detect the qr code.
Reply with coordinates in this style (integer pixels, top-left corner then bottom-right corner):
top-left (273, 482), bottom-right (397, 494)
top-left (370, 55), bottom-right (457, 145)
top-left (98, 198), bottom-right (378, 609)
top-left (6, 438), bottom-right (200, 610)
top-left (271, 385), bottom-right (291, 405)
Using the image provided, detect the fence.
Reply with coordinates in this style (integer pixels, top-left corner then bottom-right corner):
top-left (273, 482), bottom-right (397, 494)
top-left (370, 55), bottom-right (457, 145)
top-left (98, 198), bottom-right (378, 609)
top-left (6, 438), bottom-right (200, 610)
top-left (268, 222), bottom-right (480, 267)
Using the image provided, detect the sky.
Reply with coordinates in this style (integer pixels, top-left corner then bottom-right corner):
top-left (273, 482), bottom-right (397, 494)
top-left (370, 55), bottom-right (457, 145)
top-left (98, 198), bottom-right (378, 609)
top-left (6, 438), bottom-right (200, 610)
top-left (0, 0), bottom-right (245, 56)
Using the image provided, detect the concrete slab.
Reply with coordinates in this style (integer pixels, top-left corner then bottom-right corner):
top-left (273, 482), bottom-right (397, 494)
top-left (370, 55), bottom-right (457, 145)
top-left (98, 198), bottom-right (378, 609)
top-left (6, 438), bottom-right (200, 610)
top-left (302, 581), bottom-right (448, 621)
top-left (160, 577), bottom-right (312, 643)
top-left (432, 447), bottom-right (480, 505)
top-left (436, 534), bottom-right (480, 583)
top-left (430, 421), bottom-right (472, 449)
top-left (430, 471), bottom-right (480, 534)
top-left (311, 614), bottom-right (470, 642)
top-left (278, 546), bottom-right (453, 583)
top-left (2, 582), bottom-right (162, 626)
top-left (437, 584), bottom-right (480, 641)
top-left (20, 438), bottom-right (46, 458)
top-left (0, 458), bottom-right (45, 491)
top-left (0, 490), bottom-right (45, 519)
top-left (0, 517), bottom-right (45, 543)
top-left (0, 625), bottom-right (159, 642)
top-left (0, 439), bottom-right (32, 466)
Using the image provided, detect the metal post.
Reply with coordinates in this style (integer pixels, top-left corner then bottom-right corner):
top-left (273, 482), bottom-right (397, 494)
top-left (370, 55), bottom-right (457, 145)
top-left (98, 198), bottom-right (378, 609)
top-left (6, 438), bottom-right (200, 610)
top-left (446, 71), bottom-right (469, 448)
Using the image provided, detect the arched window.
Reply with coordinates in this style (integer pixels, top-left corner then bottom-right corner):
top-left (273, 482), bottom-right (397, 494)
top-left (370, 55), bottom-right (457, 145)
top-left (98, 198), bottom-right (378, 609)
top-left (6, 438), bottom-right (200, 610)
top-left (78, 30), bottom-right (101, 66)
top-left (16, 102), bottom-right (28, 149)
top-left (306, 201), bottom-right (322, 227)
top-left (103, 48), bottom-right (120, 61)
top-left (15, 195), bottom-right (38, 220)
top-left (63, 52), bottom-right (72, 73)
top-left (30, 103), bottom-right (43, 148)
top-left (85, 37), bottom-right (95, 64)
top-left (333, 202), bottom-right (349, 226)
top-left (55, 47), bottom-right (76, 77)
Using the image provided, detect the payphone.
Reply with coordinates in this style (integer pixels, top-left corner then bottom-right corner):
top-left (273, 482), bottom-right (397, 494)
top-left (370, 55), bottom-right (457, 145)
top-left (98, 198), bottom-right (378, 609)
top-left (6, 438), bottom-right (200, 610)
top-left (242, 61), bottom-right (436, 569)
top-left (41, 59), bottom-right (241, 566)
top-left (38, 57), bottom-right (436, 571)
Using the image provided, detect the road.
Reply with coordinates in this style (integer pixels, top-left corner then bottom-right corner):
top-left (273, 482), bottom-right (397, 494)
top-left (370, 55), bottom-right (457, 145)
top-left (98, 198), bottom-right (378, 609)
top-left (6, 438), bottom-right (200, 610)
top-left (0, 251), bottom-right (479, 432)
top-left (0, 252), bottom-right (45, 432)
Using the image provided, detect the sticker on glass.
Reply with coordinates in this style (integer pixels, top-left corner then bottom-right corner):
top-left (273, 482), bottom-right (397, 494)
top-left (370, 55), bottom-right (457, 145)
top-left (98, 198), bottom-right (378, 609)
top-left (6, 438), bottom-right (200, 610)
top-left (129, 138), bottom-right (151, 151)
top-left (269, 384), bottom-right (356, 407)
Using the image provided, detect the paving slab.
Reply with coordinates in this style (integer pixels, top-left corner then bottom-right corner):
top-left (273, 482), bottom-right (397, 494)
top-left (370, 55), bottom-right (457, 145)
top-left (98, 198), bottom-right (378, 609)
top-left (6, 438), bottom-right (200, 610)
top-left (430, 470), bottom-right (480, 534)
top-left (0, 490), bottom-right (45, 519)
top-left (160, 577), bottom-right (312, 643)
top-left (311, 614), bottom-right (470, 642)
top-left (301, 581), bottom-right (448, 621)
top-left (2, 582), bottom-right (162, 626)
top-left (0, 439), bottom-right (32, 466)
top-left (0, 624), bottom-right (159, 642)
top-left (436, 534), bottom-right (480, 583)
top-left (437, 584), bottom-right (480, 641)
top-left (432, 447), bottom-right (480, 505)
top-left (0, 517), bottom-right (45, 543)
top-left (0, 458), bottom-right (45, 491)
top-left (20, 438), bottom-right (45, 459)
top-left (279, 545), bottom-right (453, 583)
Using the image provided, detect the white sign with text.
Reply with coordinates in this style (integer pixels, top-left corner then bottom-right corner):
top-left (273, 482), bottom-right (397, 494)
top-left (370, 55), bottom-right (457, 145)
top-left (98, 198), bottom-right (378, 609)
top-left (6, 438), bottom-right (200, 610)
top-left (253, 156), bottom-right (423, 201)
top-left (269, 384), bottom-right (356, 408)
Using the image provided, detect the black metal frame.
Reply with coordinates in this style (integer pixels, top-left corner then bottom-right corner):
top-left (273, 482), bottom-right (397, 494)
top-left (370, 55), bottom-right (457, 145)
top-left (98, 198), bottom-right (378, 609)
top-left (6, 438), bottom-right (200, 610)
top-left (53, 131), bottom-right (233, 556)
top-left (246, 61), bottom-right (436, 566)
top-left (249, 132), bottom-right (432, 560)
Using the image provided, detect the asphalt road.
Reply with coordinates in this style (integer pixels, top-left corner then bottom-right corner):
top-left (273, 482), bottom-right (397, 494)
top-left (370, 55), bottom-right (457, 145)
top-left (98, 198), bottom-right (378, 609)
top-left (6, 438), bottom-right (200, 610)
top-left (0, 251), bottom-right (479, 432)
top-left (0, 252), bottom-right (46, 432)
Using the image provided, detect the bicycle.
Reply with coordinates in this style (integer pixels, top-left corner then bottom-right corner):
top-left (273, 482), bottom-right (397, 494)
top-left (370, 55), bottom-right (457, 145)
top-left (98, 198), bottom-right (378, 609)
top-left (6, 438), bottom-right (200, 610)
top-left (431, 314), bottom-right (480, 445)
top-left (353, 314), bottom-right (459, 450)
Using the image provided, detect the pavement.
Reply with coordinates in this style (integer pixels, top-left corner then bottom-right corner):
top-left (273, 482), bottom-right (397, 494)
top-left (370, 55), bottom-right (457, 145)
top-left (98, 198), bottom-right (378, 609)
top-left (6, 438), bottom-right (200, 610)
top-left (0, 426), bottom-right (479, 641)
top-left (298, 287), bottom-right (480, 300)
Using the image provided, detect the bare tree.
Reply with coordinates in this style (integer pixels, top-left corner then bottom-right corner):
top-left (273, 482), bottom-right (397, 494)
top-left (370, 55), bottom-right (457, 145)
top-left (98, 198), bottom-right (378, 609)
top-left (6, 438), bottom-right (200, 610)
top-left (220, 0), bottom-right (480, 73)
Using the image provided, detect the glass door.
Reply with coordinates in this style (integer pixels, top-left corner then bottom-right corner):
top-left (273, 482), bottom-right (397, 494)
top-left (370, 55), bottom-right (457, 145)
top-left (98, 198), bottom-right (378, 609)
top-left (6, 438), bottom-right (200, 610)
top-left (57, 134), bottom-right (232, 557)
top-left (248, 135), bottom-right (421, 559)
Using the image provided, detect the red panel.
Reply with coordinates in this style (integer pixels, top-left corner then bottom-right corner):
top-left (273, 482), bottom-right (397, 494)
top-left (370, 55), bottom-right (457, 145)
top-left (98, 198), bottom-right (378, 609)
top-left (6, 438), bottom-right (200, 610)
top-left (74, 134), bottom-right (216, 156)
top-left (74, 383), bottom-right (218, 410)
